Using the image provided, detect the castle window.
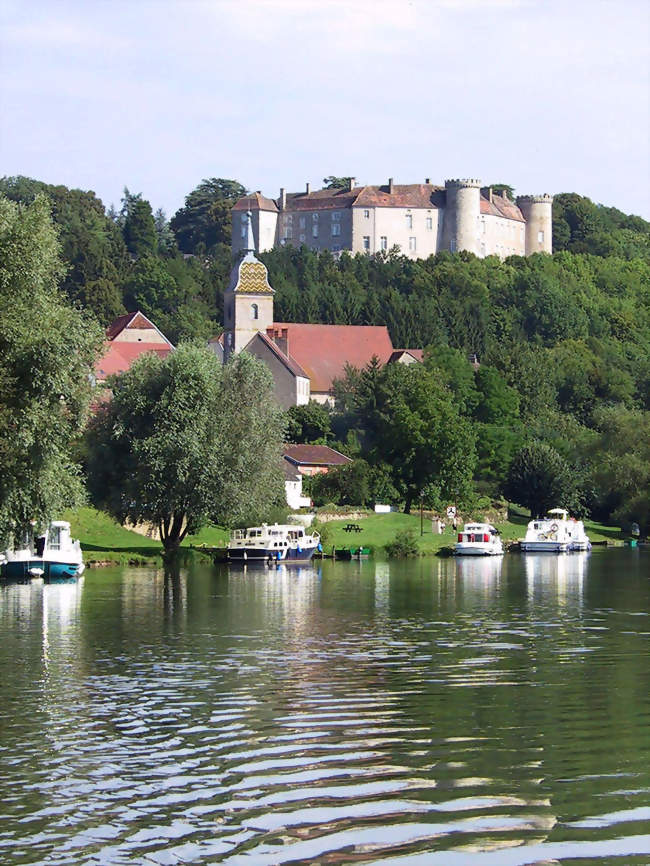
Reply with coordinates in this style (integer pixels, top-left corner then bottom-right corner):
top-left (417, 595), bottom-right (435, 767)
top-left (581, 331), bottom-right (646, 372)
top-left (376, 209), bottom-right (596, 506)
top-left (312, 213), bottom-right (319, 221)
top-left (251, 303), bottom-right (258, 320)
top-left (406, 214), bottom-right (413, 229)
top-left (450, 239), bottom-right (457, 252)
top-left (241, 224), bottom-right (246, 238)
top-left (332, 244), bottom-right (341, 252)
top-left (300, 233), bottom-right (306, 243)
top-left (408, 236), bottom-right (416, 252)
top-left (286, 214), bottom-right (293, 223)
top-left (285, 227), bottom-right (293, 239)
top-left (380, 236), bottom-right (388, 250)
top-left (363, 236), bottom-right (370, 251)
top-left (426, 217), bottom-right (432, 230)
top-left (538, 230), bottom-right (544, 243)
top-left (364, 209), bottom-right (370, 218)
top-left (299, 216), bottom-right (306, 229)
top-left (331, 223), bottom-right (341, 236)
top-left (312, 225), bottom-right (319, 238)
top-left (332, 211), bottom-right (341, 221)
top-left (482, 220), bottom-right (486, 234)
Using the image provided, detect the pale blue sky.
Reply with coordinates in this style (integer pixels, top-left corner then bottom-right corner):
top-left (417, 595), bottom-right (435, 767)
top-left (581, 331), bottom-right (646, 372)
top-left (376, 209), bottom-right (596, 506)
top-left (1, 0), bottom-right (649, 218)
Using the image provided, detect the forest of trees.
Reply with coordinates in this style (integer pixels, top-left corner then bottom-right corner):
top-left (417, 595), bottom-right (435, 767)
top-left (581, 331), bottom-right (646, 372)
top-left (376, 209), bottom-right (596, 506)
top-left (1, 174), bottom-right (648, 532)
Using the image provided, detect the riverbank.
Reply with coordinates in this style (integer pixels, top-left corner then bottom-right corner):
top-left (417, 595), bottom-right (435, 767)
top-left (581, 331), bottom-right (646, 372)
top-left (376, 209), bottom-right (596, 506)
top-left (64, 506), bottom-right (624, 565)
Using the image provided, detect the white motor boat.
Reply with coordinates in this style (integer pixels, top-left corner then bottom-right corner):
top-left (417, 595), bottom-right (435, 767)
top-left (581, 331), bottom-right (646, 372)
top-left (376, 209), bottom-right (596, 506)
top-left (520, 508), bottom-right (591, 553)
top-left (454, 523), bottom-right (504, 556)
top-left (228, 523), bottom-right (321, 563)
top-left (1, 521), bottom-right (85, 579)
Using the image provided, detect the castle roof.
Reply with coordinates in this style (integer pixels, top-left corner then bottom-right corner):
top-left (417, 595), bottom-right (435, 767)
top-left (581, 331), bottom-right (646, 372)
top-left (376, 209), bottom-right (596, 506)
top-left (480, 193), bottom-right (525, 222)
top-left (353, 184), bottom-right (445, 209)
top-left (270, 322), bottom-right (394, 393)
top-left (232, 192), bottom-right (278, 213)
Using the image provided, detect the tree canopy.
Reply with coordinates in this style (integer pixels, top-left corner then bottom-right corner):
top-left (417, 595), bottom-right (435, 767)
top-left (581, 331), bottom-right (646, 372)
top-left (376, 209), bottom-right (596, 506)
top-left (0, 194), bottom-right (103, 543)
top-left (85, 346), bottom-right (285, 552)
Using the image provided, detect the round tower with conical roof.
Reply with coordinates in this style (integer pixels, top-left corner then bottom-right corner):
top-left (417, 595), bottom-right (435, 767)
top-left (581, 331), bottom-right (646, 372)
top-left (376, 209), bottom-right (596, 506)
top-left (443, 178), bottom-right (481, 254)
top-left (516, 194), bottom-right (553, 254)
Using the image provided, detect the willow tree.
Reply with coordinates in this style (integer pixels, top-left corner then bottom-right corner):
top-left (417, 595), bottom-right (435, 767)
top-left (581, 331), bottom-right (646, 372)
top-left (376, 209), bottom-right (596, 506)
top-left (86, 346), bottom-right (286, 552)
top-left (0, 194), bottom-right (103, 544)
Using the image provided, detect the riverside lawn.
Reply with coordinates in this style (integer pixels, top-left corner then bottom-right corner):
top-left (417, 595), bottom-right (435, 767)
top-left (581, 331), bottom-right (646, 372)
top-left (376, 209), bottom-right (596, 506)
top-left (64, 506), bottom-right (623, 565)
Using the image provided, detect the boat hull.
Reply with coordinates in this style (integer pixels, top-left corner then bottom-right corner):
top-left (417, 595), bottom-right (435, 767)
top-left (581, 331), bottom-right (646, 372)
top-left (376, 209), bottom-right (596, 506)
top-left (1, 559), bottom-right (84, 579)
top-left (228, 545), bottom-right (318, 563)
top-left (454, 544), bottom-right (503, 556)
top-left (520, 542), bottom-right (569, 553)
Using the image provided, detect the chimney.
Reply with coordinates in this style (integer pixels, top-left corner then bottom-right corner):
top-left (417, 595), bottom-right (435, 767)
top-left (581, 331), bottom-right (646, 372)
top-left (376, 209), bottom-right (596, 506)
top-left (489, 187), bottom-right (493, 203)
top-left (388, 177), bottom-right (394, 194)
top-left (305, 182), bottom-right (311, 195)
top-left (279, 187), bottom-right (286, 210)
top-left (502, 188), bottom-right (508, 201)
top-left (348, 177), bottom-right (355, 191)
top-left (425, 177), bottom-right (430, 184)
top-left (275, 327), bottom-right (289, 356)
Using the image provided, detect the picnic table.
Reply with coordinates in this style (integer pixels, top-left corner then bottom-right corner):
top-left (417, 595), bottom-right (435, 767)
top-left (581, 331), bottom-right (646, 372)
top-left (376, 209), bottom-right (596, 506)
top-left (343, 523), bottom-right (363, 533)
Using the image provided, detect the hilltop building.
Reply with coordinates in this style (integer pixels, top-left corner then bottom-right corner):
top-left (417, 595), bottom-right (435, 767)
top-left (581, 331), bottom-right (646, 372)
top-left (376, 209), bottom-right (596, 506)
top-left (232, 178), bottom-right (553, 260)
top-left (223, 213), bottom-right (420, 408)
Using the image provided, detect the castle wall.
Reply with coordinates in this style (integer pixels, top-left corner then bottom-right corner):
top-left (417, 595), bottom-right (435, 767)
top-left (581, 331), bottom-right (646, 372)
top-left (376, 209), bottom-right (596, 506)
top-left (351, 206), bottom-right (440, 257)
top-left (481, 214), bottom-right (526, 258)
top-left (280, 206), bottom-right (354, 254)
top-left (232, 209), bottom-right (278, 255)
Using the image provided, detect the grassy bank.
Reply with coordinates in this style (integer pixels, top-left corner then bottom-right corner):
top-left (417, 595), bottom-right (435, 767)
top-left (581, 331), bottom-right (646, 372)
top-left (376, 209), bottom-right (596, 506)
top-left (63, 507), bottom-right (229, 566)
top-left (317, 506), bottom-right (623, 556)
top-left (64, 505), bottom-right (623, 566)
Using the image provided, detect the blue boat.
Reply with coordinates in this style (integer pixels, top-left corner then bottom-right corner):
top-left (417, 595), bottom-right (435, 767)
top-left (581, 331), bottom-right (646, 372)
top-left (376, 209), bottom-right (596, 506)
top-left (1, 521), bottom-right (85, 580)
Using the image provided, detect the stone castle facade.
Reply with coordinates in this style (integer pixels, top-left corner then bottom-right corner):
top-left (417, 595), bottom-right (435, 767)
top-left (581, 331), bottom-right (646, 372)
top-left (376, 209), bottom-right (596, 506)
top-left (232, 177), bottom-right (553, 261)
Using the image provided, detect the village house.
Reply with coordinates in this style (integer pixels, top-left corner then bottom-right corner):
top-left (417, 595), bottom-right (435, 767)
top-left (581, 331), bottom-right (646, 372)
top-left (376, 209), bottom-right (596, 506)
top-left (95, 311), bottom-right (174, 384)
top-left (232, 178), bottom-right (553, 261)
top-left (283, 444), bottom-right (353, 476)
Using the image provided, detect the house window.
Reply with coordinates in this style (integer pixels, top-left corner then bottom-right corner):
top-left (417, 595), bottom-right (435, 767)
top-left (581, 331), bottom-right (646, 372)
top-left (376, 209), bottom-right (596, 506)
top-left (364, 209), bottom-right (370, 218)
top-left (538, 230), bottom-right (544, 243)
top-left (251, 303), bottom-right (258, 320)
top-left (332, 211), bottom-right (341, 221)
top-left (406, 213), bottom-right (412, 229)
top-left (312, 225), bottom-right (319, 238)
top-left (331, 223), bottom-right (341, 236)
top-left (299, 216), bottom-right (306, 229)
top-left (409, 236), bottom-right (416, 252)
top-left (426, 217), bottom-right (432, 230)
top-left (363, 236), bottom-right (370, 251)
top-left (380, 236), bottom-right (388, 250)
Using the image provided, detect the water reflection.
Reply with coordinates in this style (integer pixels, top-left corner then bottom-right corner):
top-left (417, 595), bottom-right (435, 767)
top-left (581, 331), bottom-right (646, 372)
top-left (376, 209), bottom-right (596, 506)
top-left (0, 551), bottom-right (649, 864)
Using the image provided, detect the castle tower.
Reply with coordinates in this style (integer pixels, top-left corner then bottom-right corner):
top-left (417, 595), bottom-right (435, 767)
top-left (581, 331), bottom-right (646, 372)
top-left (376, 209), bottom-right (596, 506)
top-left (223, 211), bottom-right (274, 362)
top-left (516, 194), bottom-right (553, 254)
top-left (443, 179), bottom-right (482, 254)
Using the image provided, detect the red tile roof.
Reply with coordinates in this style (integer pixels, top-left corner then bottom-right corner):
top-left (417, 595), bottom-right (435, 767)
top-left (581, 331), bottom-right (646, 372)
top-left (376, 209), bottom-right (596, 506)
top-left (95, 342), bottom-right (172, 380)
top-left (283, 187), bottom-right (359, 211)
top-left (353, 184), bottom-right (444, 209)
top-left (271, 322), bottom-right (394, 393)
top-left (283, 444), bottom-right (352, 467)
top-left (232, 192), bottom-right (279, 213)
top-left (480, 193), bottom-right (525, 222)
top-left (389, 349), bottom-right (424, 363)
top-left (105, 310), bottom-right (174, 344)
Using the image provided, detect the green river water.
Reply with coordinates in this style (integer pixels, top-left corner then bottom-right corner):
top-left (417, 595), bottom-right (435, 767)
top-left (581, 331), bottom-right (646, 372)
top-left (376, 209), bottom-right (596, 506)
top-left (0, 548), bottom-right (649, 865)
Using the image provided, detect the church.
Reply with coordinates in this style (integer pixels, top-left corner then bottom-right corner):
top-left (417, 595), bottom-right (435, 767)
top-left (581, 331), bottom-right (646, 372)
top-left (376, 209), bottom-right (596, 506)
top-left (221, 212), bottom-right (421, 408)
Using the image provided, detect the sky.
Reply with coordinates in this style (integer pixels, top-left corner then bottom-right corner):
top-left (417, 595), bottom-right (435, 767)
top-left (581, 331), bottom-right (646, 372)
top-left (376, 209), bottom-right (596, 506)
top-left (1, 0), bottom-right (649, 219)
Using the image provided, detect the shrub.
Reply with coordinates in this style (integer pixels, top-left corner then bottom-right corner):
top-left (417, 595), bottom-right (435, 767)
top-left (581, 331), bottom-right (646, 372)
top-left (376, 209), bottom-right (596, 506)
top-left (385, 529), bottom-right (419, 558)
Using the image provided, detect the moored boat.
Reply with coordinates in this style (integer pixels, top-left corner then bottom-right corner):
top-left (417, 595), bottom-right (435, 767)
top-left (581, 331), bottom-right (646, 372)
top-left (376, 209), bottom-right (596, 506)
top-left (520, 508), bottom-right (590, 553)
top-left (1, 521), bottom-right (85, 580)
top-left (454, 523), bottom-right (503, 556)
top-left (228, 523), bottom-right (321, 563)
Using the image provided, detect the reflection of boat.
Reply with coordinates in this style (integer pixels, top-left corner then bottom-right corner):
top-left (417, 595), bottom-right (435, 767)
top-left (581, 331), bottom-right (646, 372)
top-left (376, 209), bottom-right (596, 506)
top-left (227, 523), bottom-right (321, 563)
top-left (454, 523), bottom-right (503, 556)
top-left (334, 546), bottom-right (371, 560)
top-left (455, 555), bottom-right (503, 581)
top-left (1, 521), bottom-right (85, 580)
top-left (520, 508), bottom-right (590, 553)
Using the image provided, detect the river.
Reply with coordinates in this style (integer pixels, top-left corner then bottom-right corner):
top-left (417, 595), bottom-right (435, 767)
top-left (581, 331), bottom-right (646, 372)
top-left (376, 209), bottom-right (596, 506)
top-left (0, 548), bottom-right (649, 865)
